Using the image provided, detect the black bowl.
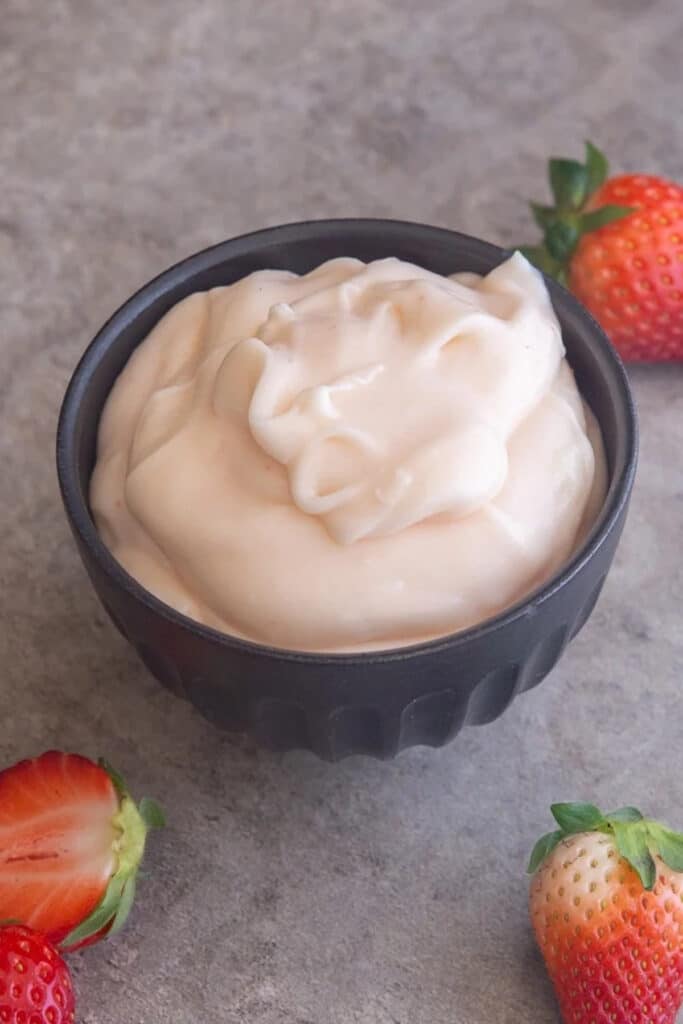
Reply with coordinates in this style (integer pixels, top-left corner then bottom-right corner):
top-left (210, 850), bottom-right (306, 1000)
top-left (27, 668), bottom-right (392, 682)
top-left (56, 220), bottom-right (637, 760)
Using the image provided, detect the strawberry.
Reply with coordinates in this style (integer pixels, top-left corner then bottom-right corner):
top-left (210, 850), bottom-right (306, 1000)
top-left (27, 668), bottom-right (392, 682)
top-left (0, 923), bottom-right (75, 1024)
top-left (0, 751), bottom-right (164, 950)
top-left (528, 802), bottom-right (683, 1024)
top-left (521, 141), bottom-right (683, 361)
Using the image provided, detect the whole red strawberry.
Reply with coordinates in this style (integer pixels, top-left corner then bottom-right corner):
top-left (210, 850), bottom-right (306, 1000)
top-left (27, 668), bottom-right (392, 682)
top-left (0, 751), bottom-right (164, 950)
top-left (529, 802), bottom-right (683, 1024)
top-left (521, 142), bottom-right (683, 361)
top-left (0, 924), bottom-right (75, 1024)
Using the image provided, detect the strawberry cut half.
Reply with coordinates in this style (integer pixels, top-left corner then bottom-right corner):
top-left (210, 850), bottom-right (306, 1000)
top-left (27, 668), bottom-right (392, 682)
top-left (0, 751), bottom-right (164, 950)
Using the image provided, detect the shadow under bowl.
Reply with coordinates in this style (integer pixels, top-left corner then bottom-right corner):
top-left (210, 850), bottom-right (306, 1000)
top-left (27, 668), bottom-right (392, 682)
top-left (56, 219), bottom-right (638, 760)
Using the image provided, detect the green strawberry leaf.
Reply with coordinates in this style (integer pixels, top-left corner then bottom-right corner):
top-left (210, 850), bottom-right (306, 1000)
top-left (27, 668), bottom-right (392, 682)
top-left (545, 221), bottom-right (580, 262)
top-left (549, 159), bottom-right (589, 211)
top-left (518, 142), bottom-right (622, 283)
top-left (139, 797), bottom-right (166, 829)
top-left (108, 876), bottom-right (138, 937)
top-left (580, 205), bottom-right (635, 233)
top-left (527, 830), bottom-right (564, 874)
top-left (61, 874), bottom-right (126, 948)
top-left (551, 802), bottom-right (606, 833)
top-left (99, 757), bottom-right (128, 799)
top-left (518, 244), bottom-right (561, 277)
top-left (584, 141), bottom-right (609, 199)
top-left (612, 820), bottom-right (656, 891)
top-left (606, 806), bottom-right (644, 824)
top-left (647, 823), bottom-right (683, 872)
top-left (530, 203), bottom-right (558, 230)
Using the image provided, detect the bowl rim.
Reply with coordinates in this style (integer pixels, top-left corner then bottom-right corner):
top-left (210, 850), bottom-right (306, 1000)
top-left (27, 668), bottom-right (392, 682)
top-left (56, 217), bottom-right (638, 665)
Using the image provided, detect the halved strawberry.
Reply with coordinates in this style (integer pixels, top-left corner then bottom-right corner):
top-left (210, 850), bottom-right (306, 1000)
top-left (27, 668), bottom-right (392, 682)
top-left (0, 751), bottom-right (164, 950)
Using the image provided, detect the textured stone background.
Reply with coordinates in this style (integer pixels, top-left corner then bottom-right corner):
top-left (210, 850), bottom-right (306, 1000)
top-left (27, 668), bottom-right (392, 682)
top-left (2, 1), bottom-right (683, 1021)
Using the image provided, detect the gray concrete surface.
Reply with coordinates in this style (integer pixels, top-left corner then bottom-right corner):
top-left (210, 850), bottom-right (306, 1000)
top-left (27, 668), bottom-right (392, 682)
top-left (2, 1), bottom-right (682, 1021)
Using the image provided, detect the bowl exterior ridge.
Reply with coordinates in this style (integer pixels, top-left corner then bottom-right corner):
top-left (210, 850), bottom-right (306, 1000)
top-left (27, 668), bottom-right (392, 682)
top-left (57, 220), bottom-right (637, 760)
top-left (80, 526), bottom-right (619, 761)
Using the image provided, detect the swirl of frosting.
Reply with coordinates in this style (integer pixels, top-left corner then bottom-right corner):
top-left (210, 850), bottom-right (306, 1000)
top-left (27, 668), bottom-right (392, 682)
top-left (91, 254), bottom-right (606, 651)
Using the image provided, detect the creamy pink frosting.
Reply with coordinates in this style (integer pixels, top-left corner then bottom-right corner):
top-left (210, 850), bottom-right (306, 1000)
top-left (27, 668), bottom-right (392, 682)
top-left (91, 254), bottom-right (606, 651)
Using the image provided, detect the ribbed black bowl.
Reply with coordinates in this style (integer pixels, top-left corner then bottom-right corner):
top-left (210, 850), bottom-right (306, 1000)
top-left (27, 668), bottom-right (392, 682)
top-left (56, 220), bottom-right (637, 760)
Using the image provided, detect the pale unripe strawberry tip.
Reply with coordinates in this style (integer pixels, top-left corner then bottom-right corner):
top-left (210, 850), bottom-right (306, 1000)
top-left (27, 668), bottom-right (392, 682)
top-left (528, 801), bottom-right (683, 892)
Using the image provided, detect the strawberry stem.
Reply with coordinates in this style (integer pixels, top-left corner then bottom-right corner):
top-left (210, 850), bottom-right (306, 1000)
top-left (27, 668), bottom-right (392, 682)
top-left (112, 796), bottom-right (148, 876)
top-left (584, 140), bottom-right (609, 195)
top-left (519, 141), bottom-right (635, 282)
